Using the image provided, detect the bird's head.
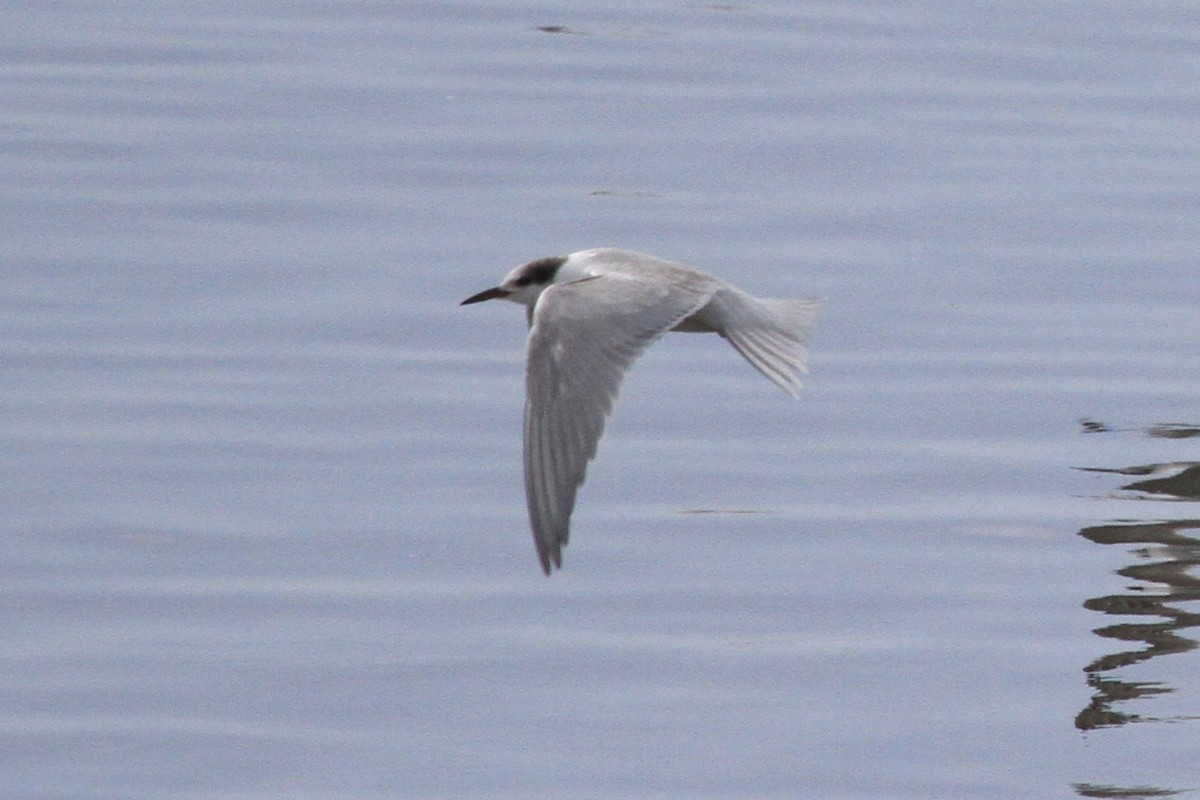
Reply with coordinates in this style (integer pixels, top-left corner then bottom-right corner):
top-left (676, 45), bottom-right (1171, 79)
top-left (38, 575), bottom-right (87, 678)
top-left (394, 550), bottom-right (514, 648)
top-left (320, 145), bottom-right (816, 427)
top-left (461, 255), bottom-right (568, 308)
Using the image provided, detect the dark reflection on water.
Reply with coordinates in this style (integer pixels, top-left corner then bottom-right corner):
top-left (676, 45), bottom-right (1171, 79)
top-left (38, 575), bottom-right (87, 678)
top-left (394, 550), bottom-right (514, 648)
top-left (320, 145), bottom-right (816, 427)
top-left (1076, 520), bottom-right (1200, 730)
top-left (1073, 783), bottom-right (1184, 798)
top-left (1122, 467), bottom-right (1200, 499)
top-left (1073, 421), bottom-right (1200, 797)
top-left (1080, 419), bottom-right (1200, 441)
top-left (1077, 464), bottom-right (1200, 500)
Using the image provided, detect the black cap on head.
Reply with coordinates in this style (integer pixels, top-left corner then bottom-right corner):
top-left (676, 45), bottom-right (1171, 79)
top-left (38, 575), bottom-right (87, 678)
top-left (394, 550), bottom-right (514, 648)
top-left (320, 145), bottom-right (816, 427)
top-left (512, 256), bottom-right (566, 287)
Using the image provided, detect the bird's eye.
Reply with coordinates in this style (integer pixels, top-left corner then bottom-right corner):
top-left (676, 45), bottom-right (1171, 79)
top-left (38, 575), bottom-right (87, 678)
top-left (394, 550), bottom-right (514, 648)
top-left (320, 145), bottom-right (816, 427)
top-left (514, 276), bottom-right (532, 287)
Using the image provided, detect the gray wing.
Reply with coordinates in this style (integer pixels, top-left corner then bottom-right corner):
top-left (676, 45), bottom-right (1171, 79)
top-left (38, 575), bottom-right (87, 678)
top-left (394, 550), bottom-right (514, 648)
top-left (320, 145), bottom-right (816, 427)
top-left (524, 273), bottom-right (717, 574)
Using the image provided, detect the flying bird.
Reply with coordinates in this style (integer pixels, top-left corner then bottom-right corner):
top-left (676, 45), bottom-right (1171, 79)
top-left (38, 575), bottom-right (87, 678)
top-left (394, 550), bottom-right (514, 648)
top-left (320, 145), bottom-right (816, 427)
top-left (461, 248), bottom-right (819, 574)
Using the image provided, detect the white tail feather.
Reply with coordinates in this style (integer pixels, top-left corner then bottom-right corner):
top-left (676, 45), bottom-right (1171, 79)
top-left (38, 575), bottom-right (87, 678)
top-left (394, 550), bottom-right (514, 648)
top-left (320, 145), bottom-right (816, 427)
top-left (721, 297), bottom-right (820, 396)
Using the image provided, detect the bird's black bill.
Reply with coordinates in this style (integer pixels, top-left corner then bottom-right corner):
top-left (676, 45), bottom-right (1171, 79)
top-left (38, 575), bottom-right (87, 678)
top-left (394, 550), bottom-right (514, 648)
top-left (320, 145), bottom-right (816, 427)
top-left (460, 286), bottom-right (509, 305)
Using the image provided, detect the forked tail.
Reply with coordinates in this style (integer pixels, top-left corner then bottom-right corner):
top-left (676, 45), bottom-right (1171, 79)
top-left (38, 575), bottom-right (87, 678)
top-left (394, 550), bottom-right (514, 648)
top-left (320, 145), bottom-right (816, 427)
top-left (721, 295), bottom-right (821, 396)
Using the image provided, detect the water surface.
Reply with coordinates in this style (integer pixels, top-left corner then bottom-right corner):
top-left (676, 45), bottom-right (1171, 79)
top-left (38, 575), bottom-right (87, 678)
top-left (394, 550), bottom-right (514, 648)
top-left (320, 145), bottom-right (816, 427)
top-left (3, 1), bottom-right (1200, 797)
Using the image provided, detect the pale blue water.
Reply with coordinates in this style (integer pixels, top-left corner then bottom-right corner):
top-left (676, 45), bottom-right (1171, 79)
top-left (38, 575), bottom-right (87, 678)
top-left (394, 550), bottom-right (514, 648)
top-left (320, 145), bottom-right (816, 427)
top-left (3, 2), bottom-right (1200, 797)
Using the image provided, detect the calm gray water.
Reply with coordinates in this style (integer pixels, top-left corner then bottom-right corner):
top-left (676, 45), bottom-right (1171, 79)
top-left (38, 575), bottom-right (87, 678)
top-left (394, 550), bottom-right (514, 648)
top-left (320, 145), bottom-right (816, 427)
top-left (3, 2), bottom-right (1200, 797)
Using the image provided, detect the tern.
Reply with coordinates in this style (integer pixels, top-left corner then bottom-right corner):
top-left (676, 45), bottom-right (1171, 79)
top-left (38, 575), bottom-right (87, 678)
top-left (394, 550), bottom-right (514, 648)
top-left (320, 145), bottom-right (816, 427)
top-left (462, 247), bottom-right (820, 574)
